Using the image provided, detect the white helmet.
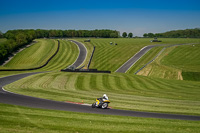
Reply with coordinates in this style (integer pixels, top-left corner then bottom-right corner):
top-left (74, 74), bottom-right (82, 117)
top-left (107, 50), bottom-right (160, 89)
top-left (103, 94), bottom-right (108, 100)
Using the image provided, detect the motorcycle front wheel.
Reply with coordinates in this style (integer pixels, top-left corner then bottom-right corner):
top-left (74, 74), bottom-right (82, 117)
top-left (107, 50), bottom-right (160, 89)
top-left (101, 103), bottom-right (108, 109)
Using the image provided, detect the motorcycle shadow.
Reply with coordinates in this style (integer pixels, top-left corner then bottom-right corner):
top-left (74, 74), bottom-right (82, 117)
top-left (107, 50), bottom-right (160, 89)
top-left (92, 107), bottom-right (111, 110)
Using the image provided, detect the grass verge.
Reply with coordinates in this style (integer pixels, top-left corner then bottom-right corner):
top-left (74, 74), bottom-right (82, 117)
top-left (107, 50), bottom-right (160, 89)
top-left (137, 43), bottom-right (200, 80)
top-left (2, 39), bottom-right (57, 69)
top-left (0, 103), bottom-right (200, 133)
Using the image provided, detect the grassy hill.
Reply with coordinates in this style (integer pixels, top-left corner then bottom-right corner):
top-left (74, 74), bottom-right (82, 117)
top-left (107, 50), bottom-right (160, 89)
top-left (77, 38), bottom-right (200, 72)
top-left (38, 39), bottom-right (79, 71)
top-left (76, 38), bottom-right (151, 71)
top-left (1, 38), bottom-right (200, 132)
top-left (1, 39), bottom-right (57, 69)
top-left (136, 43), bottom-right (200, 80)
top-left (3, 38), bottom-right (200, 115)
top-left (0, 39), bottom-right (79, 77)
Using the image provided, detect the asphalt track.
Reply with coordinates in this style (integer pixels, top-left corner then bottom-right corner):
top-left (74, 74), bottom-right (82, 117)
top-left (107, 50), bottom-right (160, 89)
top-left (116, 44), bottom-right (167, 73)
top-left (0, 74), bottom-right (200, 121)
top-left (0, 42), bottom-right (200, 121)
top-left (69, 40), bottom-right (87, 68)
top-left (116, 43), bottom-right (197, 73)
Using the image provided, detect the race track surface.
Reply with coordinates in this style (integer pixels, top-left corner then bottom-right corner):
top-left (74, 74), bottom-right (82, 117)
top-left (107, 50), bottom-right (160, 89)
top-left (1, 73), bottom-right (200, 121)
top-left (69, 40), bottom-right (87, 68)
top-left (0, 42), bottom-right (200, 121)
top-left (116, 44), bottom-right (166, 73)
top-left (116, 43), bottom-right (196, 73)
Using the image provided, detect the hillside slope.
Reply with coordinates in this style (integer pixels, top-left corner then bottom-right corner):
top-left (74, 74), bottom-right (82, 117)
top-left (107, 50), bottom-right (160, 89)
top-left (137, 43), bottom-right (200, 80)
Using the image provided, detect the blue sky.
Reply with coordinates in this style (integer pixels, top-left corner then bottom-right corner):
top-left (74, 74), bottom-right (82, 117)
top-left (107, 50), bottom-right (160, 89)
top-left (0, 0), bottom-right (200, 36)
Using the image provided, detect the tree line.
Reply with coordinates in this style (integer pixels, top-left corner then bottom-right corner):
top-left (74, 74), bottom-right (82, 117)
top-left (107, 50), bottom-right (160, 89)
top-left (122, 32), bottom-right (133, 38)
top-left (143, 28), bottom-right (200, 38)
top-left (0, 29), bottom-right (120, 64)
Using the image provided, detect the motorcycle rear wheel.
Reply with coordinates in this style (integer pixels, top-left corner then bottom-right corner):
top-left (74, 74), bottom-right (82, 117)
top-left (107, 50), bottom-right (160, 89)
top-left (92, 103), bottom-right (96, 108)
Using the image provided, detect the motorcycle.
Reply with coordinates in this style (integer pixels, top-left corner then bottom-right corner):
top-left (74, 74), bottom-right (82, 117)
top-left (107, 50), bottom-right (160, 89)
top-left (92, 98), bottom-right (110, 109)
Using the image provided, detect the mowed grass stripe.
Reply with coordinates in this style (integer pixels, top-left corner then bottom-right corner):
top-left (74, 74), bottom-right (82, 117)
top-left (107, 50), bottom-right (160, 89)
top-left (39, 40), bottom-right (79, 71)
top-left (40, 40), bottom-right (71, 70)
top-left (65, 74), bottom-right (77, 91)
top-left (161, 44), bottom-right (200, 71)
top-left (138, 44), bottom-right (200, 80)
top-left (50, 74), bottom-right (68, 90)
top-left (127, 47), bottom-right (164, 74)
top-left (4, 39), bottom-right (57, 69)
top-left (75, 74), bottom-right (86, 90)
top-left (1, 104), bottom-right (200, 133)
top-left (102, 74), bottom-right (113, 91)
top-left (93, 45), bottom-right (136, 71)
top-left (78, 38), bottom-right (200, 73)
top-left (81, 38), bottom-right (150, 72)
top-left (5, 72), bottom-right (200, 115)
top-left (89, 74), bottom-right (97, 90)
top-left (99, 47), bottom-right (129, 71)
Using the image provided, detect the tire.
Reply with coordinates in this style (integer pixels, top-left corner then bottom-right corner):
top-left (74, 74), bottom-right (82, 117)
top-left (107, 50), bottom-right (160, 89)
top-left (92, 103), bottom-right (96, 108)
top-left (101, 103), bottom-right (108, 109)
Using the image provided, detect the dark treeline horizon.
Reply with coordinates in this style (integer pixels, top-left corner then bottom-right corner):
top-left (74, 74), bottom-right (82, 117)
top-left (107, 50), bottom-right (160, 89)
top-left (1, 28), bottom-right (200, 64)
top-left (3, 29), bottom-right (120, 38)
top-left (0, 29), bottom-right (119, 64)
top-left (143, 28), bottom-right (200, 38)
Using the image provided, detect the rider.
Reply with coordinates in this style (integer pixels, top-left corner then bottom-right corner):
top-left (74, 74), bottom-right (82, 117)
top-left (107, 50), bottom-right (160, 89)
top-left (97, 94), bottom-right (109, 105)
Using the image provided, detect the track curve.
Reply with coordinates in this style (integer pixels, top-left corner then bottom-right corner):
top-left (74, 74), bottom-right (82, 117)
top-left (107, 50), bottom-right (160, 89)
top-left (1, 73), bottom-right (200, 121)
top-left (0, 41), bottom-right (200, 121)
top-left (69, 40), bottom-right (87, 68)
top-left (116, 44), bottom-right (166, 73)
top-left (116, 43), bottom-right (197, 73)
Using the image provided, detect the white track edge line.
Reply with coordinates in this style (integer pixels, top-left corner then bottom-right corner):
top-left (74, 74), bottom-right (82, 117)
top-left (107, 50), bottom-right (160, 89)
top-left (67, 40), bottom-right (80, 68)
top-left (2, 87), bottom-right (17, 94)
top-left (125, 48), bottom-right (151, 73)
top-left (68, 40), bottom-right (87, 68)
top-left (75, 40), bottom-right (88, 68)
top-left (115, 46), bottom-right (147, 72)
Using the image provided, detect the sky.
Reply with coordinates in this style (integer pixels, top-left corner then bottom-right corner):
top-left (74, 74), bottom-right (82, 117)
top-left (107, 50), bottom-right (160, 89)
top-left (0, 0), bottom-right (200, 36)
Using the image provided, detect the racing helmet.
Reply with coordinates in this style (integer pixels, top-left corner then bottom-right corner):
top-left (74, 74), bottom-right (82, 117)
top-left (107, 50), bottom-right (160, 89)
top-left (103, 94), bottom-right (108, 100)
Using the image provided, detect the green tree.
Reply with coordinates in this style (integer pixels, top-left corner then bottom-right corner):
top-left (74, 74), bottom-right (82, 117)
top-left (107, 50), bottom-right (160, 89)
top-left (122, 32), bottom-right (127, 38)
top-left (15, 33), bottom-right (27, 45)
top-left (143, 33), bottom-right (148, 38)
top-left (147, 33), bottom-right (155, 38)
top-left (128, 33), bottom-right (133, 38)
top-left (0, 31), bottom-right (3, 38)
top-left (110, 33), bottom-right (117, 38)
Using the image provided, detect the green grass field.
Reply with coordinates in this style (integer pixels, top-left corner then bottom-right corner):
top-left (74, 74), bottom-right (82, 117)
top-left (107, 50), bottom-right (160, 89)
top-left (127, 46), bottom-right (165, 74)
top-left (1, 103), bottom-right (200, 133)
top-left (137, 43), bottom-right (200, 80)
top-left (1, 39), bottom-right (57, 69)
top-left (77, 38), bottom-right (151, 71)
top-left (5, 72), bottom-right (200, 115)
top-left (38, 39), bottom-right (79, 71)
top-left (1, 38), bottom-right (200, 132)
top-left (0, 39), bottom-right (79, 77)
top-left (77, 38), bottom-right (200, 72)
top-left (161, 44), bottom-right (200, 71)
